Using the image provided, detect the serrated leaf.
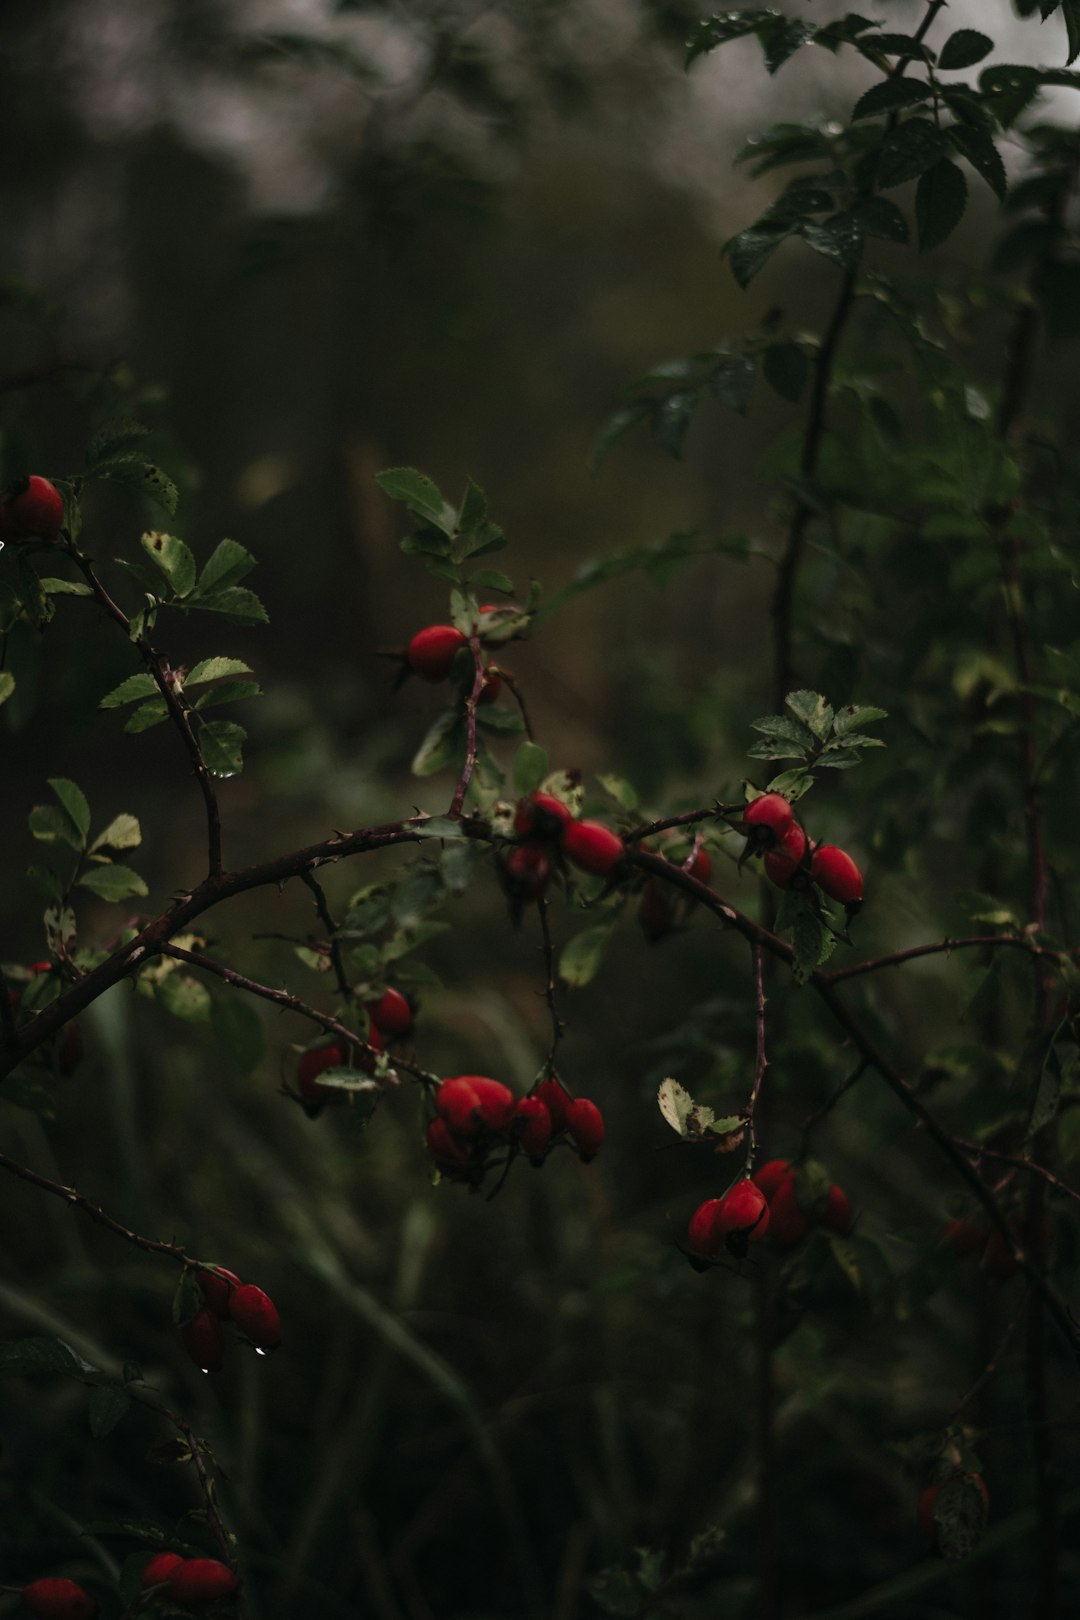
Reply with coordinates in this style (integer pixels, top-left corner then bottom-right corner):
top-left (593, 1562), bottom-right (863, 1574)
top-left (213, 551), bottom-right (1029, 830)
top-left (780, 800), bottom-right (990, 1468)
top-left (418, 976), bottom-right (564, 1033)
top-left (90, 813), bottom-right (142, 853)
top-left (470, 569), bottom-right (514, 593)
top-left (0, 671), bottom-right (13, 707)
top-left (559, 921), bottom-right (617, 988)
top-left (764, 768), bottom-right (814, 800)
top-left (877, 117), bottom-right (949, 188)
top-left (762, 342), bottom-right (809, 403)
top-left (947, 124), bottom-right (1007, 200)
top-left (198, 719), bottom-right (246, 776)
top-left (725, 221), bottom-right (793, 287)
top-left (792, 909), bottom-right (826, 984)
top-left (785, 690), bottom-right (833, 738)
top-left (44, 905), bottom-right (76, 954)
top-left (833, 704), bottom-right (887, 735)
top-left (96, 460), bottom-right (178, 516)
top-left (685, 11), bottom-right (765, 67)
top-left (514, 740), bottom-right (548, 796)
top-left (375, 467), bottom-right (457, 536)
top-left (100, 673), bottom-right (159, 708)
top-left (192, 585), bottom-right (268, 624)
top-left (185, 656), bottom-right (253, 686)
top-left (847, 196), bottom-right (909, 243)
top-left (26, 865), bottom-right (63, 902)
top-left (657, 1077), bottom-right (741, 1141)
top-left (750, 712), bottom-right (815, 748)
top-left (39, 576), bottom-right (93, 596)
top-left (210, 996), bottom-right (264, 1074)
top-left (89, 1382), bottom-right (132, 1438)
top-left (917, 160), bottom-right (968, 251)
top-left (29, 803), bottom-right (83, 850)
top-left (124, 699), bottom-right (169, 733)
top-left (77, 865), bottom-right (148, 902)
top-left (193, 680), bottom-right (261, 711)
top-left (0, 1335), bottom-right (92, 1376)
top-left (412, 709), bottom-right (462, 778)
top-left (852, 77), bottom-right (932, 121)
top-left (938, 30), bottom-right (993, 70)
top-left (141, 531), bottom-right (196, 598)
top-left (49, 778), bottom-right (90, 841)
top-left (800, 213), bottom-right (864, 270)
top-left (597, 773), bottom-right (639, 811)
top-left (197, 538), bottom-right (256, 594)
top-left (158, 973), bottom-right (211, 1022)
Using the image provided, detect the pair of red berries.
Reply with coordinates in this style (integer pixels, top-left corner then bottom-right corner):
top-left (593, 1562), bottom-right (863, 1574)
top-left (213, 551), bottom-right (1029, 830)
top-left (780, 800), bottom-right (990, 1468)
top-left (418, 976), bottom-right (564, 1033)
top-left (142, 1552), bottom-right (239, 1603)
top-left (427, 1074), bottom-right (604, 1181)
top-left (0, 475), bottom-right (64, 543)
top-left (687, 1178), bottom-right (770, 1261)
top-left (740, 794), bottom-right (863, 908)
top-left (501, 790), bottom-right (627, 903)
top-left (295, 986), bottom-right (413, 1109)
top-left (21, 1579), bottom-right (97, 1620)
top-left (182, 1268), bottom-right (281, 1371)
top-left (406, 618), bottom-right (502, 703)
top-left (638, 838), bottom-right (713, 942)
top-left (752, 1159), bottom-right (853, 1246)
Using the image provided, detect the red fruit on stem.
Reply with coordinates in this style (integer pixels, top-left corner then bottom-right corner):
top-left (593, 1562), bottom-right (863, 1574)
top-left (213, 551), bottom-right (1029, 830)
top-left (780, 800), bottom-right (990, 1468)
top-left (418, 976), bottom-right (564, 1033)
top-left (535, 1077), bottom-right (571, 1133)
top-left (167, 1559), bottom-right (240, 1604)
top-left (28, 961), bottom-right (53, 975)
top-left (182, 1308), bottom-right (226, 1373)
top-left (763, 823), bottom-right (809, 890)
top-left (435, 1076), bottom-right (483, 1136)
top-left (427, 1117), bottom-right (474, 1169)
top-left (407, 625), bottom-right (467, 682)
top-left (229, 1283), bottom-right (281, 1350)
top-left (476, 669), bottom-right (502, 705)
top-left (141, 1553), bottom-right (185, 1591)
top-left (515, 1095), bottom-right (552, 1159)
top-left (563, 820), bottom-right (626, 878)
top-left (714, 1180), bottom-right (770, 1242)
top-left (810, 845), bottom-right (864, 907)
top-left (513, 792), bottom-right (574, 841)
top-left (297, 1043), bottom-right (345, 1104)
top-left (766, 1175), bottom-right (810, 1247)
top-left (0, 475), bottom-right (65, 540)
top-left (684, 843), bottom-right (712, 883)
top-left (367, 987), bottom-right (413, 1040)
top-left (465, 1075), bottom-right (517, 1132)
top-left (58, 1021), bottom-right (83, 1075)
top-left (21, 1579), bottom-right (97, 1620)
top-left (752, 1159), bottom-right (795, 1202)
top-left (687, 1198), bottom-right (726, 1260)
top-left (741, 793), bottom-right (794, 851)
top-left (196, 1267), bottom-right (242, 1318)
top-left (501, 843), bottom-right (552, 905)
top-left (822, 1184), bottom-right (854, 1235)
top-left (565, 1097), bottom-right (604, 1159)
top-left (358, 1020), bottom-right (385, 1074)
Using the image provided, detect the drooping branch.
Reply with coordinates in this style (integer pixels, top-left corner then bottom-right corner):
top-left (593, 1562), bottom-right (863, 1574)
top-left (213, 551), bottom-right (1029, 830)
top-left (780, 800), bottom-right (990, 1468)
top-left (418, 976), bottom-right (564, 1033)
top-left (0, 1146), bottom-right (196, 1267)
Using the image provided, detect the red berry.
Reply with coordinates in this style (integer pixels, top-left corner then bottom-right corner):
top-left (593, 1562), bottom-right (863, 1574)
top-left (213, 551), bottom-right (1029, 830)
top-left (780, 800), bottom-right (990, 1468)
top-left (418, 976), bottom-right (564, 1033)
top-left (763, 823), bottom-right (809, 890)
top-left (766, 1175), bottom-right (811, 1247)
top-left (822, 1183), bottom-right (853, 1235)
top-left (741, 793), bottom-right (794, 851)
top-left (476, 669), bottom-right (502, 705)
top-left (426, 1117), bottom-right (475, 1170)
top-left (358, 1021), bottom-right (385, 1074)
top-left (29, 961), bottom-right (53, 975)
top-left (500, 843), bottom-right (552, 902)
top-left (941, 1218), bottom-right (989, 1258)
top-left (563, 819), bottom-right (626, 878)
top-left (407, 624), bottom-right (467, 681)
top-left (182, 1308), bottom-right (226, 1373)
top-left (229, 1283), bottom-right (281, 1350)
top-left (195, 1267), bottom-right (242, 1318)
top-left (466, 1075), bottom-right (517, 1132)
top-left (366, 987), bottom-right (413, 1040)
top-left (535, 1078), bottom-right (571, 1133)
top-left (435, 1076), bottom-right (483, 1136)
top-left (565, 1097), bottom-right (604, 1159)
top-left (684, 844), bottom-right (712, 883)
top-left (141, 1553), bottom-right (185, 1591)
top-left (515, 1095), bottom-right (552, 1159)
top-left (513, 792), bottom-right (574, 841)
top-left (687, 1197), bottom-right (726, 1259)
top-left (21, 1580), bottom-right (97, 1620)
top-left (752, 1158), bottom-right (796, 1201)
top-left (810, 845), bottom-right (863, 907)
top-left (58, 1021), bottom-right (83, 1075)
top-left (714, 1180), bottom-right (770, 1244)
top-left (0, 475), bottom-right (65, 540)
top-left (167, 1559), bottom-right (240, 1604)
top-left (297, 1043), bottom-right (345, 1104)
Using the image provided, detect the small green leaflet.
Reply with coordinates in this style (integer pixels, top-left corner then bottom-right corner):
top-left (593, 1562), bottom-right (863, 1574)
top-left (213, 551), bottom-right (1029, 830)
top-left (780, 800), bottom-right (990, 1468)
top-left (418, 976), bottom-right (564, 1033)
top-left (559, 921), bottom-right (617, 987)
top-left (657, 1078), bottom-right (743, 1142)
top-left (77, 865), bottom-right (148, 902)
top-left (0, 671), bottom-right (13, 707)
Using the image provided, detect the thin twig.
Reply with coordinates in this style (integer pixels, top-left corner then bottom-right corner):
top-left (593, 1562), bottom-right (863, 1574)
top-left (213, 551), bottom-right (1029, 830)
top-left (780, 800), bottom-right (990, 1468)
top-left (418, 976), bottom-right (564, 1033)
top-left (952, 1135), bottom-right (1080, 1211)
top-left (800, 1057), bottom-right (869, 1152)
top-left (823, 932), bottom-right (1067, 984)
top-left (300, 870), bottom-right (351, 1000)
top-left (746, 941), bottom-right (767, 1168)
top-left (449, 634), bottom-right (486, 818)
top-left (0, 1146), bottom-right (195, 1265)
top-left (536, 897), bottom-right (565, 1075)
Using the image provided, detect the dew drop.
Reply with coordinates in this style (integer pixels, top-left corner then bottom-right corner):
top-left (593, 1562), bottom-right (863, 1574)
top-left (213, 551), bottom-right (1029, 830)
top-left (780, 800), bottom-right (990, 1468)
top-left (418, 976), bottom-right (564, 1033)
top-left (255, 1346), bottom-right (269, 1357)
top-left (209, 769), bottom-right (237, 780)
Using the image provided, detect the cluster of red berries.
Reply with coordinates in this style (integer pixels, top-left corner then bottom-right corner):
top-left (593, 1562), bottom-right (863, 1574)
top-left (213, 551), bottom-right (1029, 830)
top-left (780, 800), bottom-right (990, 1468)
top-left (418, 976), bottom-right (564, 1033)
top-left (295, 986), bottom-right (413, 1112)
top-left (8, 963), bottom-right (83, 1075)
top-left (738, 793), bottom-right (863, 910)
top-left (181, 1267), bottom-right (281, 1372)
top-left (500, 790), bottom-right (627, 916)
top-left (427, 1074), bottom-right (604, 1185)
top-left (638, 836), bottom-right (712, 942)
top-left (20, 1579), bottom-right (97, 1620)
top-left (752, 1159), bottom-right (853, 1246)
top-left (0, 475), bottom-right (64, 543)
top-left (141, 1552), bottom-right (239, 1604)
top-left (405, 610), bottom-right (505, 704)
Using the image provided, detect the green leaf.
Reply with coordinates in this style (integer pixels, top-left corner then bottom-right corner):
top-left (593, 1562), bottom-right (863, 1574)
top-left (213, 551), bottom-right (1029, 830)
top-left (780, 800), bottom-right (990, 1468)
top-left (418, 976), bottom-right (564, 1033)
top-left (197, 538), bottom-right (256, 594)
top-left (141, 531), bottom-right (197, 598)
top-left (39, 576), bottom-right (93, 596)
top-left (412, 709), bottom-right (462, 777)
top-left (877, 118), bottom-right (949, 188)
top-left (750, 712), bottom-right (815, 748)
top-left (457, 478), bottom-right (487, 535)
top-left (833, 704), bottom-right (888, 735)
top-left (725, 221), bottom-right (793, 287)
top-left (124, 700), bottom-right (169, 733)
top-left (469, 569), bottom-right (514, 594)
top-left (96, 460), bottom-right (179, 515)
top-left (475, 705), bottom-right (525, 735)
top-left (792, 909), bottom-right (826, 985)
top-left (513, 740), bottom-right (549, 796)
top-left (916, 160), bottom-right (968, 251)
top-left (947, 124), bottom-right (1007, 200)
top-left (938, 30), bottom-right (994, 70)
top-left (375, 467), bottom-right (457, 536)
top-left (852, 77), bottom-right (932, 120)
top-left (785, 690), bottom-right (833, 738)
top-left (29, 803), bottom-right (83, 850)
top-left (391, 870), bottom-right (445, 928)
top-left (401, 525), bottom-right (453, 561)
top-left (26, 865), bottom-right (63, 902)
top-left (0, 671), bottom-right (13, 707)
top-left (846, 196), bottom-right (909, 243)
top-left (597, 772), bottom-right (639, 811)
top-left (210, 996), bottom-right (264, 1074)
top-left (100, 673), bottom-right (159, 708)
top-left (77, 865), bottom-right (148, 902)
top-left (199, 720), bottom-right (247, 777)
top-left (758, 16), bottom-right (813, 73)
top-left (413, 817), bottom-right (469, 841)
top-left (90, 813), bottom-right (142, 853)
top-left (657, 1077), bottom-right (742, 1142)
top-left (685, 11), bottom-right (765, 66)
top-left (49, 778), bottom-right (90, 841)
top-left (193, 681), bottom-right (261, 711)
top-left (0, 1335), bottom-right (92, 1376)
top-left (652, 390), bottom-right (698, 459)
top-left (559, 921), bottom-right (618, 988)
top-left (709, 355), bottom-right (756, 413)
top-left (191, 585), bottom-right (268, 624)
top-left (158, 973), bottom-right (212, 1022)
top-left (762, 343), bottom-right (809, 403)
top-left (185, 656), bottom-right (253, 686)
top-left (89, 1383), bottom-right (132, 1438)
top-left (800, 213), bottom-right (864, 270)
